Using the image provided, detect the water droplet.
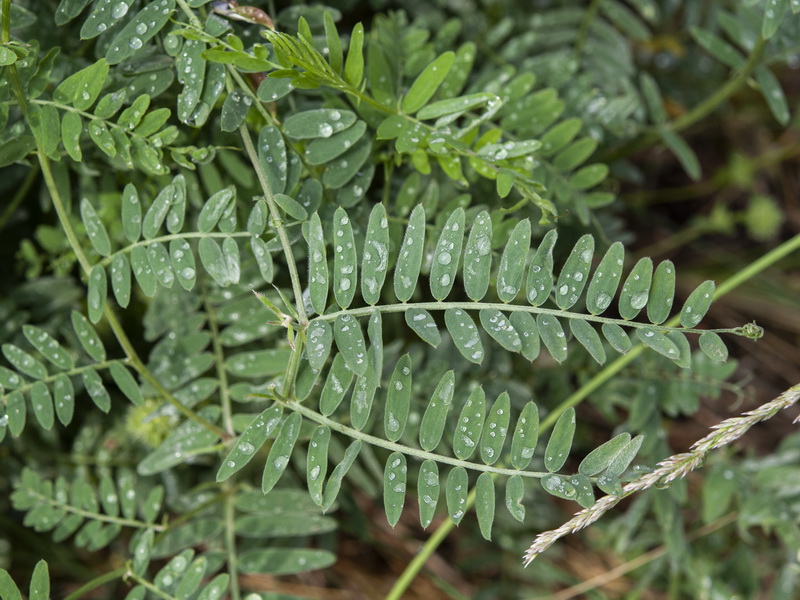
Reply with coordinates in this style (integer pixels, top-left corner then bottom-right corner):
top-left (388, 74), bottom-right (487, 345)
top-left (129, 37), bottom-right (143, 49)
top-left (319, 123), bottom-right (333, 137)
top-left (111, 2), bottom-right (129, 18)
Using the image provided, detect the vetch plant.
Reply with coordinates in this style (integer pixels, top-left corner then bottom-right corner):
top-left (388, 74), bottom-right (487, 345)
top-left (2, 0), bottom-right (800, 598)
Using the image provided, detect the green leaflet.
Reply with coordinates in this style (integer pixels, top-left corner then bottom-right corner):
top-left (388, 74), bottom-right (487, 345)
top-left (385, 355), bottom-right (412, 442)
top-left (618, 257), bottom-right (653, 320)
top-left (526, 229), bottom-right (558, 306)
top-left (419, 370), bottom-right (455, 451)
top-left (284, 109), bottom-right (357, 139)
top-left (70, 310), bottom-right (106, 362)
top-left (22, 325), bottom-right (73, 371)
top-left (307, 213), bottom-right (329, 314)
top-left (131, 246), bottom-right (157, 297)
top-left (307, 425), bottom-right (331, 505)
top-left (553, 136), bottom-right (598, 171)
top-left (680, 280), bottom-right (715, 328)
top-left (319, 354), bottom-right (354, 416)
top-left (510, 401), bottom-right (539, 470)
top-left (2, 344), bottom-right (46, 380)
top-left (61, 111), bottom-right (82, 161)
top-left (430, 208), bottom-right (465, 300)
top-left (121, 183), bottom-right (142, 243)
top-left (321, 137), bottom-right (370, 188)
top-left (475, 472), bottom-right (495, 540)
top-left (350, 369), bottom-right (378, 431)
top-left (225, 349), bottom-right (291, 378)
top-left (480, 392), bottom-right (510, 465)
top-left (505, 474), bottom-right (525, 522)
top-left (569, 319), bottom-right (606, 365)
top-left (586, 241), bottom-right (624, 314)
top-left (53, 58), bottom-right (108, 110)
top-left (417, 460), bottom-right (439, 528)
top-left (570, 473), bottom-right (596, 508)
top-left (170, 238), bottom-right (196, 291)
top-left (540, 118), bottom-right (583, 157)
top-left (334, 314), bottom-right (368, 377)
top-left (668, 331), bottom-right (692, 369)
top-left (383, 452), bottom-right (407, 527)
top-left (496, 219), bottom-right (531, 302)
top-left (321, 439), bottom-right (361, 512)
top-left (239, 548), bottom-right (336, 575)
top-left (453, 386), bottom-right (486, 460)
top-left (306, 319), bottom-right (333, 371)
top-left (699, 331), bottom-right (728, 362)
top-left (445, 308), bottom-right (484, 364)
top-left (463, 210), bottom-right (493, 301)
top-left (146, 242), bottom-right (175, 289)
top-left (344, 23), bottom-right (364, 86)
top-left (82, 368), bottom-right (110, 413)
top-left (87, 119), bottom-right (115, 157)
top-left (7, 391), bottom-right (25, 437)
top-left (106, 0), bottom-right (175, 65)
top-left (536, 314), bottom-right (567, 363)
top-left (602, 323), bottom-right (632, 354)
top-left (402, 51), bottom-right (455, 114)
top-left (445, 466), bottom-right (468, 524)
top-left (510, 312), bottom-right (540, 361)
top-left (361, 203), bottom-right (390, 305)
top-left (544, 407), bottom-right (575, 472)
top-left (555, 234), bottom-right (594, 310)
top-left (30, 381), bottom-right (54, 430)
top-left (53, 373), bottom-right (75, 426)
top-left (393, 205), bottom-right (426, 302)
top-left (257, 125), bottom-right (287, 195)
top-left (333, 208), bottom-right (357, 309)
top-left (480, 309), bottom-right (522, 353)
top-left (637, 328), bottom-right (679, 360)
top-left (80, 0), bottom-right (135, 39)
top-left (110, 253), bottom-right (132, 307)
top-left (417, 92), bottom-right (496, 121)
top-left (405, 308), bottom-right (441, 347)
top-left (660, 128), bottom-right (700, 181)
top-left (323, 11), bottom-right (342, 73)
top-left (579, 433), bottom-right (631, 476)
top-left (109, 362), bottom-right (142, 406)
top-left (606, 435), bottom-right (644, 477)
top-left (87, 264), bottom-right (108, 322)
top-left (217, 405), bottom-right (283, 482)
top-left (305, 121), bottom-right (367, 165)
top-left (648, 260), bottom-right (676, 325)
top-left (198, 238), bottom-right (238, 287)
top-left (262, 412), bottom-right (302, 494)
top-left (198, 186), bottom-right (236, 232)
top-left (541, 473), bottom-right (577, 501)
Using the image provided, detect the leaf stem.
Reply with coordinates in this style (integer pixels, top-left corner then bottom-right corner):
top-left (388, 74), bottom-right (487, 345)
top-left (126, 570), bottom-right (179, 600)
top-left (278, 398), bottom-right (550, 479)
top-left (202, 285), bottom-right (234, 436)
top-left (315, 300), bottom-right (749, 338)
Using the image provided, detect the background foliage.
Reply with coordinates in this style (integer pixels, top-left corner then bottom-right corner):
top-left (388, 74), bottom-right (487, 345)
top-left (2, 0), bottom-right (800, 598)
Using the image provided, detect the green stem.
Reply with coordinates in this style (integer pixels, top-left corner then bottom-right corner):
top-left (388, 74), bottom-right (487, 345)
top-left (603, 37), bottom-right (766, 163)
top-left (280, 399), bottom-right (550, 479)
top-left (126, 570), bottom-right (178, 600)
top-left (237, 123), bottom-right (307, 325)
top-left (316, 300), bottom-right (748, 338)
top-left (24, 487), bottom-right (164, 531)
top-left (63, 566), bottom-right (128, 600)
